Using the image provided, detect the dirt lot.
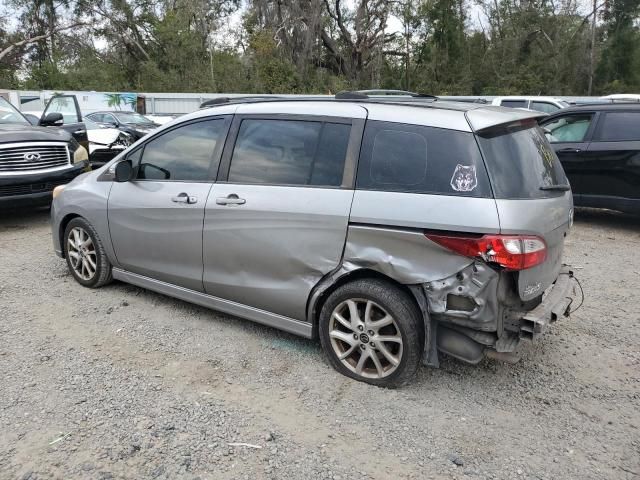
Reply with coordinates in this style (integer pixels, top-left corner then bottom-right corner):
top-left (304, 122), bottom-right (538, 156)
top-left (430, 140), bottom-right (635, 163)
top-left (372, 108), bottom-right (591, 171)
top-left (0, 207), bottom-right (639, 480)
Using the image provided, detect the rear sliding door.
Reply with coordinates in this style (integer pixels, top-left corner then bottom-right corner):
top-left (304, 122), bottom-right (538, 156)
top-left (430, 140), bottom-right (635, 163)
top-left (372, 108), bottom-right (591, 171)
top-left (203, 108), bottom-right (365, 320)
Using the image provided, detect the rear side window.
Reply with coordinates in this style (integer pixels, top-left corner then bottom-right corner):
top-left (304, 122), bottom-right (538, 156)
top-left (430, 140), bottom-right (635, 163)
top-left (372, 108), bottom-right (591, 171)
top-left (595, 112), bottom-right (640, 141)
top-left (478, 125), bottom-right (568, 199)
top-left (228, 119), bottom-right (350, 187)
top-left (356, 121), bottom-right (491, 198)
top-left (501, 100), bottom-right (527, 109)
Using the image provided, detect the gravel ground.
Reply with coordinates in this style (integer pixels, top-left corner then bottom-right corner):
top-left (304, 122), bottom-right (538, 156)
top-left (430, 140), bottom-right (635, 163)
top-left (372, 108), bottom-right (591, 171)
top-left (0, 207), bottom-right (639, 480)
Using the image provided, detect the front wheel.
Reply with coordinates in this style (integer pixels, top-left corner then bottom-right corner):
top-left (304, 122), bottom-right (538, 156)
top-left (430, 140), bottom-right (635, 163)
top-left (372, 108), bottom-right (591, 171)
top-left (319, 278), bottom-right (424, 388)
top-left (63, 217), bottom-right (112, 288)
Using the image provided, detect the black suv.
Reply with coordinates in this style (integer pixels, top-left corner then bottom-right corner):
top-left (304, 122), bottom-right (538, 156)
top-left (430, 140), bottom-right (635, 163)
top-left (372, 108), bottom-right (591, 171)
top-left (541, 103), bottom-right (640, 214)
top-left (0, 95), bottom-right (90, 208)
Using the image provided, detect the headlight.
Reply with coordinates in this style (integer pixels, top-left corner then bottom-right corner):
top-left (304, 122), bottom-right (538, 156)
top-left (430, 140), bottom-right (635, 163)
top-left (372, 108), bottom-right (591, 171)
top-left (52, 185), bottom-right (66, 199)
top-left (68, 138), bottom-right (88, 163)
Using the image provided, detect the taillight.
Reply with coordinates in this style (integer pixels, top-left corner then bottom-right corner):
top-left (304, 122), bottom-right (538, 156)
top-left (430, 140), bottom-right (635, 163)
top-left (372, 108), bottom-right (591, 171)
top-left (425, 233), bottom-right (547, 271)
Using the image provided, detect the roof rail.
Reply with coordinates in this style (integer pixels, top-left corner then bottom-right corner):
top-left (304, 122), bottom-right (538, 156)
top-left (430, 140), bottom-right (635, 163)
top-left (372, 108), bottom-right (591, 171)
top-left (336, 90), bottom-right (437, 101)
top-left (199, 95), bottom-right (285, 108)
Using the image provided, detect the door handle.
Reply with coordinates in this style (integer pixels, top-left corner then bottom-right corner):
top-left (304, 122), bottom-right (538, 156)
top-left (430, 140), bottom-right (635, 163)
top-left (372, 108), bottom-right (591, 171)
top-left (171, 192), bottom-right (197, 204)
top-left (558, 147), bottom-right (582, 153)
top-left (216, 194), bottom-right (246, 206)
top-left (73, 129), bottom-right (86, 135)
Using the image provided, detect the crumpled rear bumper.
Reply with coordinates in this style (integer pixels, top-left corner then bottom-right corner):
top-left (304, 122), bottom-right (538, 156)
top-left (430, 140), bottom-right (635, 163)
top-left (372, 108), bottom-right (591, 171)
top-left (519, 266), bottom-right (578, 340)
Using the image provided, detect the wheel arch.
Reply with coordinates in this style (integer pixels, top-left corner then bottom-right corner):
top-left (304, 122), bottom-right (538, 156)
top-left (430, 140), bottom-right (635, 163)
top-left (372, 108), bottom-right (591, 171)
top-left (308, 268), bottom-right (426, 340)
top-left (58, 213), bottom-right (82, 258)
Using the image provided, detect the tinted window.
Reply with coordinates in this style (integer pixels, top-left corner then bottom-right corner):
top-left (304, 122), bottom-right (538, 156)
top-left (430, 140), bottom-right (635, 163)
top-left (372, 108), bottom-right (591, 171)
top-left (543, 114), bottom-right (593, 142)
top-left (356, 121), bottom-right (491, 198)
top-left (531, 101), bottom-right (561, 114)
top-left (228, 119), bottom-right (350, 186)
top-left (596, 112), bottom-right (640, 141)
top-left (501, 100), bottom-right (528, 109)
top-left (88, 113), bottom-right (103, 122)
top-left (135, 119), bottom-right (226, 181)
top-left (478, 125), bottom-right (568, 199)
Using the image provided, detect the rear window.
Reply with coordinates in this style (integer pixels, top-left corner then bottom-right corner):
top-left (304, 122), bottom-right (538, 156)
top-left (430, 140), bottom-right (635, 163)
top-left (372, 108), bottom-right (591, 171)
top-left (477, 125), bottom-right (568, 199)
top-left (595, 112), bottom-right (640, 142)
top-left (356, 121), bottom-right (491, 197)
top-left (501, 100), bottom-right (528, 109)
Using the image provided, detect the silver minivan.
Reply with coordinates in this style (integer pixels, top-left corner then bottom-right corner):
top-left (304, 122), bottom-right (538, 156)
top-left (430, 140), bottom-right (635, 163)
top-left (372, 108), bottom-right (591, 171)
top-left (51, 96), bottom-right (578, 387)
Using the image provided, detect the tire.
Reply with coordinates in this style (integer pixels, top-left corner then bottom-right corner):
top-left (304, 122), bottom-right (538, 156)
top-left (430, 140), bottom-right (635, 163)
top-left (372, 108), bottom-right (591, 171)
top-left (63, 217), bottom-right (113, 288)
top-left (319, 278), bottom-right (424, 388)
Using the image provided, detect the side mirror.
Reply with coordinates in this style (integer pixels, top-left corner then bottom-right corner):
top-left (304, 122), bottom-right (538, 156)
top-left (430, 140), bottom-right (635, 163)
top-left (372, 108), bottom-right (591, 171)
top-left (41, 112), bottom-right (63, 126)
top-left (114, 160), bottom-right (133, 182)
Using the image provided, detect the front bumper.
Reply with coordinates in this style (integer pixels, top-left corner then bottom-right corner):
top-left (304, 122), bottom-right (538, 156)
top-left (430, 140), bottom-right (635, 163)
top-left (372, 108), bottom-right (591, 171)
top-left (520, 267), bottom-right (578, 340)
top-left (0, 162), bottom-right (90, 209)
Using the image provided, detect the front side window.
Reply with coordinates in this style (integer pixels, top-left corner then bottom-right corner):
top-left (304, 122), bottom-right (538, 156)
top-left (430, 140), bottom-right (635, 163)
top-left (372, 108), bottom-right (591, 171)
top-left (88, 113), bottom-right (103, 123)
top-left (134, 119), bottom-right (226, 181)
top-left (356, 121), bottom-right (491, 197)
top-left (595, 112), bottom-right (640, 142)
top-left (44, 96), bottom-right (80, 124)
top-left (543, 114), bottom-right (593, 143)
top-left (228, 119), bottom-right (350, 187)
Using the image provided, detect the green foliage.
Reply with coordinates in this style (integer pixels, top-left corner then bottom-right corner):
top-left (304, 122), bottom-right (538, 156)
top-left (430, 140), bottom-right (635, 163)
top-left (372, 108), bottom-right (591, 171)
top-left (1, 0), bottom-right (639, 95)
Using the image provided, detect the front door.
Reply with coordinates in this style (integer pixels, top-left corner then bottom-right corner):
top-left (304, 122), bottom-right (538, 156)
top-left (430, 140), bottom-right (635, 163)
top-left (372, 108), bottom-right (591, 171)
top-left (203, 110), bottom-right (365, 320)
top-left (543, 111), bottom-right (596, 195)
top-left (108, 117), bottom-right (230, 292)
top-left (40, 95), bottom-right (88, 148)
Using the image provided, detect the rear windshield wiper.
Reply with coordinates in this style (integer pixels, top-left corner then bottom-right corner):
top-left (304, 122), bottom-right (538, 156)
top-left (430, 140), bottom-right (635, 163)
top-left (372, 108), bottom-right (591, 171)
top-left (540, 184), bottom-right (571, 191)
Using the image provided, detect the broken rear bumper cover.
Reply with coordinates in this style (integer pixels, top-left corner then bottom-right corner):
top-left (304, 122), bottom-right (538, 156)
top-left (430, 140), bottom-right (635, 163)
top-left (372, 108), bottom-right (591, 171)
top-left (422, 265), bottom-right (579, 366)
top-left (519, 267), bottom-right (578, 340)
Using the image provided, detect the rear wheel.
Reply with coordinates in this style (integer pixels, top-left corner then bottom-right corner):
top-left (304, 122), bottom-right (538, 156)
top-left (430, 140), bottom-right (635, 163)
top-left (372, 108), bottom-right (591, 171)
top-left (319, 278), bottom-right (424, 387)
top-left (63, 217), bottom-right (112, 288)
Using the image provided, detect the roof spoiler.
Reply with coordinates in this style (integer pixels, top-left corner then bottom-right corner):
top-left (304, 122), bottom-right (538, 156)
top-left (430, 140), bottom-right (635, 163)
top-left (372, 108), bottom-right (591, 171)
top-left (466, 106), bottom-right (547, 134)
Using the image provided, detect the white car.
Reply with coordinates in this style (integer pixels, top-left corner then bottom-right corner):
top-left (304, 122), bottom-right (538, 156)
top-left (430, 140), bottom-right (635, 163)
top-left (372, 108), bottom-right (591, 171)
top-left (490, 96), bottom-right (569, 113)
top-left (23, 111), bottom-right (133, 167)
top-left (600, 94), bottom-right (640, 103)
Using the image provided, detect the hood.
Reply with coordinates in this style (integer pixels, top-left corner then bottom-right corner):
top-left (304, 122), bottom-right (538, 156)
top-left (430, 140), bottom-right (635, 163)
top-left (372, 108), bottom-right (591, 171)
top-left (0, 123), bottom-right (72, 144)
top-left (87, 128), bottom-right (120, 145)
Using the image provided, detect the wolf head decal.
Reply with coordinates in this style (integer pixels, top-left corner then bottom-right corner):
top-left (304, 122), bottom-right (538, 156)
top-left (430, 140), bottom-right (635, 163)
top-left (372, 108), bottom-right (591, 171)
top-left (450, 164), bottom-right (478, 192)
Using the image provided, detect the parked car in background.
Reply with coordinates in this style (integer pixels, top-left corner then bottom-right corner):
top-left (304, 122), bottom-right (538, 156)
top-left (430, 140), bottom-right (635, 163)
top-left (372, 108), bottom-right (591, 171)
top-left (541, 103), bottom-right (640, 214)
top-left (0, 96), bottom-right (89, 208)
top-left (85, 111), bottom-right (160, 140)
top-left (23, 113), bottom-right (133, 168)
top-left (599, 94), bottom-right (640, 103)
top-left (491, 96), bottom-right (569, 113)
top-left (51, 95), bottom-right (578, 387)
top-left (83, 117), bottom-right (133, 167)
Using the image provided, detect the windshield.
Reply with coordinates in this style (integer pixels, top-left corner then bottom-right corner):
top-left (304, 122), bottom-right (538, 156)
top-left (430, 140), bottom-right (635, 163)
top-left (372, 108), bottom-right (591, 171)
top-left (0, 97), bottom-right (30, 125)
top-left (477, 124), bottom-right (568, 199)
top-left (114, 112), bottom-right (152, 124)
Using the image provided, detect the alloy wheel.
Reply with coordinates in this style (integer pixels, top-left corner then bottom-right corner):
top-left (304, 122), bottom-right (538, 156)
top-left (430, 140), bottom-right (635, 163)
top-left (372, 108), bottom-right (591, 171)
top-left (328, 298), bottom-right (404, 379)
top-left (67, 226), bottom-right (97, 281)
